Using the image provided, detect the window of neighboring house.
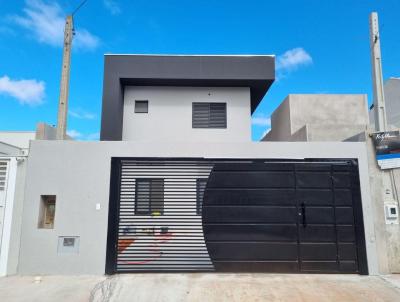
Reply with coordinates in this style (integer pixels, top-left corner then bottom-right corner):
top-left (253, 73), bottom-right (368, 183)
top-left (135, 179), bottom-right (164, 215)
top-left (192, 102), bottom-right (227, 128)
top-left (196, 179), bottom-right (207, 215)
top-left (0, 161), bottom-right (8, 191)
top-left (38, 195), bottom-right (56, 229)
top-left (135, 100), bottom-right (149, 113)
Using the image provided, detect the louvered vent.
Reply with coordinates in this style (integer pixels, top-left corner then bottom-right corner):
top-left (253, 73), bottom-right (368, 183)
top-left (192, 102), bottom-right (227, 128)
top-left (0, 161), bottom-right (8, 191)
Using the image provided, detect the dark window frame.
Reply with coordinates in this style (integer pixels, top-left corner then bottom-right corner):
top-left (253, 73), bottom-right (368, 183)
top-left (192, 102), bottom-right (227, 128)
top-left (134, 100), bottom-right (149, 113)
top-left (134, 178), bottom-right (164, 215)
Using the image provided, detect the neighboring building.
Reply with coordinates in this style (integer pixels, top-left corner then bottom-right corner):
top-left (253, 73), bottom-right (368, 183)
top-left (14, 55), bottom-right (380, 276)
top-left (0, 137), bottom-right (29, 276)
top-left (0, 123), bottom-right (59, 276)
top-left (0, 132), bottom-right (35, 151)
top-left (370, 77), bottom-right (400, 129)
top-left (263, 94), bottom-right (369, 142)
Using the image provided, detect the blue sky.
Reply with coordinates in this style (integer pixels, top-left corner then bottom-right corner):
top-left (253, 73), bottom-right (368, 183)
top-left (0, 0), bottom-right (399, 141)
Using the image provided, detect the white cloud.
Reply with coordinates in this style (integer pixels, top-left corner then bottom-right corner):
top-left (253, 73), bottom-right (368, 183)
top-left (69, 108), bottom-right (96, 120)
top-left (86, 132), bottom-right (100, 141)
top-left (67, 129), bottom-right (82, 139)
top-left (67, 130), bottom-right (99, 141)
top-left (276, 47), bottom-right (312, 72)
top-left (252, 113), bottom-right (271, 141)
top-left (103, 0), bottom-right (121, 15)
top-left (74, 29), bottom-right (100, 50)
top-left (251, 115), bottom-right (271, 127)
top-left (12, 0), bottom-right (99, 50)
top-left (0, 75), bottom-right (45, 105)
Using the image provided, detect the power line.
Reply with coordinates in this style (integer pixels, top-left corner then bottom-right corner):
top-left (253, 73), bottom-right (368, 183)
top-left (72, 0), bottom-right (89, 16)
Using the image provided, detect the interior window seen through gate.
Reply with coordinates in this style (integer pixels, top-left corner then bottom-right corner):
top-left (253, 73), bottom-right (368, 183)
top-left (135, 179), bottom-right (164, 215)
top-left (196, 179), bottom-right (207, 215)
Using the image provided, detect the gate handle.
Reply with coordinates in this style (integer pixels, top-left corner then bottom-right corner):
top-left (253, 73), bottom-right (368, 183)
top-left (301, 202), bottom-right (307, 227)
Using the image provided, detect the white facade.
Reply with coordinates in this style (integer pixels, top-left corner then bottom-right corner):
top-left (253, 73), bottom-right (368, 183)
top-left (0, 134), bottom-right (31, 276)
top-left (122, 86), bottom-right (251, 142)
top-left (0, 132), bottom-right (35, 150)
top-left (0, 159), bottom-right (17, 276)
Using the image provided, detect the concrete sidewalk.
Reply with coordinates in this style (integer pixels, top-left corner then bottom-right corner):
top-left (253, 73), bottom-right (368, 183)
top-left (0, 274), bottom-right (399, 302)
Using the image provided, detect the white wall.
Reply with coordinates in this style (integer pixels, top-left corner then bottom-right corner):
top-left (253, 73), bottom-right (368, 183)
top-left (122, 86), bottom-right (251, 142)
top-left (0, 132), bottom-right (35, 150)
top-left (17, 140), bottom-right (378, 275)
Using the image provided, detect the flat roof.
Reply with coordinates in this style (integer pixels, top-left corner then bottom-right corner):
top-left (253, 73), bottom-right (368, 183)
top-left (101, 54), bottom-right (275, 141)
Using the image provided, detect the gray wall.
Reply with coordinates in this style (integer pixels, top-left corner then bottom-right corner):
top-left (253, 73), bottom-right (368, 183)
top-left (122, 86), bottom-right (251, 142)
top-left (264, 94), bottom-right (369, 142)
top-left (370, 78), bottom-right (400, 129)
top-left (347, 130), bottom-right (400, 273)
top-left (17, 140), bottom-right (378, 275)
top-left (263, 96), bottom-right (291, 141)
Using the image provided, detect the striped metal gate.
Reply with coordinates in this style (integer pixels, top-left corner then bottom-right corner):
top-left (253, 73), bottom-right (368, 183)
top-left (110, 159), bottom-right (215, 272)
top-left (105, 158), bottom-right (368, 274)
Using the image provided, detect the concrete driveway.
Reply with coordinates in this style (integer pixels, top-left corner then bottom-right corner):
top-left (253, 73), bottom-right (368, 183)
top-left (0, 274), bottom-right (399, 302)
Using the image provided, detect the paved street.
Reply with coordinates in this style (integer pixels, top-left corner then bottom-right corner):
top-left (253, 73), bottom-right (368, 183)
top-left (0, 274), bottom-right (399, 302)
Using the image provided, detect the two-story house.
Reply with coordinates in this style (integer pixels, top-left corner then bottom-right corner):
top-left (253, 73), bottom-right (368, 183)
top-left (12, 55), bottom-right (378, 276)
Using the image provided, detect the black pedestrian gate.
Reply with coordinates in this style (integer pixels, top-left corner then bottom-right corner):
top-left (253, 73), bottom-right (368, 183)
top-left (106, 158), bottom-right (368, 274)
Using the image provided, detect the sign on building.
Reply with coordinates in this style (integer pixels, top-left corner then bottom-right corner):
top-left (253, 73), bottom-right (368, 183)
top-left (372, 131), bottom-right (400, 169)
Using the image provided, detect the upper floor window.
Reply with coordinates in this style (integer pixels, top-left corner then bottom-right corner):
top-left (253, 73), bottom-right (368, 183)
top-left (192, 102), bottom-right (227, 128)
top-left (135, 100), bottom-right (148, 113)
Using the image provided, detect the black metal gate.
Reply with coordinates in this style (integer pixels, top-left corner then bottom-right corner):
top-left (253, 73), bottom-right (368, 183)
top-left (106, 158), bottom-right (368, 274)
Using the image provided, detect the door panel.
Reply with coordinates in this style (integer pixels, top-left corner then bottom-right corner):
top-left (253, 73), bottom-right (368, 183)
top-left (336, 207), bottom-right (355, 224)
top-left (205, 189), bottom-right (296, 206)
top-left (299, 225), bottom-right (336, 242)
top-left (297, 189), bottom-right (333, 205)
top-left (204, 224), bottom-right (298, 241)
top-left (337, 226), bottom-right (356, 242)
top-left (203, 206), bottom-right (298, 223)
top-left (207, 171), bottom-right (295, 188)
top-left (202, 161), bottom-right (367, 274)
top-left (303, 207), bottom-right (335, 224)
top-left (207, 242), bottom-right (299, 261)
top-left (300, 243), bottom-right (337, 260)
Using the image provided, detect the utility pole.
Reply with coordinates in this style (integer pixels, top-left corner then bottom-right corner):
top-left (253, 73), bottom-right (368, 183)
top-left (56, 15), bottom-right (73, 140)
top-left (369, 12), bottom-right (399, 209)
top-left (369, 12), bottom-right (388, 132)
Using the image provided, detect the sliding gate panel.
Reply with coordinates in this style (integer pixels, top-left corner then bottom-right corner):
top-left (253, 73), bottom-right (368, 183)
top-left (114, 160), bottom-right (214, 272)
top-left (203, 162), bottom-right (299, 272)
top-left (106, 159), bottom-right (368, 274)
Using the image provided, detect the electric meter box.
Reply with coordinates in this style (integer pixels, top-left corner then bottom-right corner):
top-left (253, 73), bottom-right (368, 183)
top-left (384, 204), bottom-right (399, 224)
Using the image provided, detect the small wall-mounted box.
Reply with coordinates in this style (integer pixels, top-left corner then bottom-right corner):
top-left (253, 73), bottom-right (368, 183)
top-left (57, 236), bottom-right (80, 254)
top-left (384, 204), bottom-right (399, 225)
